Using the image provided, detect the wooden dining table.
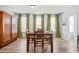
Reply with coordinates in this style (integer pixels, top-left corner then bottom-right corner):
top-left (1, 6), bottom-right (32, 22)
top-left (26, 32), bottom-right (53, 53)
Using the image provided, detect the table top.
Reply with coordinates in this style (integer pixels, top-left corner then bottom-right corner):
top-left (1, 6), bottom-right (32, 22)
top-left (26, 32), bottom-right (53, 35)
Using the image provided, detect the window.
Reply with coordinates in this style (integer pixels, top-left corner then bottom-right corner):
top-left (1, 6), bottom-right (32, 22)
top-left (12, 16), bottom-right (18, 32)
top-left (69, 15), bottom-right (74, 32)
top-left (51, 15), bottom-right (55, 32)
top-left (21, 15), bottom-right (26, 32)
top-left (36, 15), bottom-right (42, 30)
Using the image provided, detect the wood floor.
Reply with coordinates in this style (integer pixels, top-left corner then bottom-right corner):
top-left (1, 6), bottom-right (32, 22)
top-left (0, 38), bottom-right (79, 53)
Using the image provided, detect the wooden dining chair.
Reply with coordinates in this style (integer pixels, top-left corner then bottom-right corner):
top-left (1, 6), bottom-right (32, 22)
top-left (34, 31), bottom-right (44, 53)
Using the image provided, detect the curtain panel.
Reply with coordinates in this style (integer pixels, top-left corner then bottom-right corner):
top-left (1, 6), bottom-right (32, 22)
top-left (41, 15), bottom-right (44, 31)
top-left (33, 15), bottom-right (36, 31)
top-left (26, 14), bottom-right (30, 32)
top-left (55, 14), bottom-right (61, 38)
top-left (17, 14), bottom-right (22, 38)
top-left (47, 14), bottom-right (51, 31)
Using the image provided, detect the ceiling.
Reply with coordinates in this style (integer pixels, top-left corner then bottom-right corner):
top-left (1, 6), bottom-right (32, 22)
top-left (0, 5), bottom-right (78, 14)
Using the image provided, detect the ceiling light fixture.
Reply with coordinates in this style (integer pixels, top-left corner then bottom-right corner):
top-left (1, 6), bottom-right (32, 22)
top-left (30, 5), bottom-right (35, 9)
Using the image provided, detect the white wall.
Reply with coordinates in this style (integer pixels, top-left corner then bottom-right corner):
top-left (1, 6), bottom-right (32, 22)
top-left (59, 10), bottom-right (78, 48)
top-left (0, 5), bottom-right (15, 16)
top-left (77, 12), bottom-right (79, 35)
top-left (60, 9), bottom-right (78, 40)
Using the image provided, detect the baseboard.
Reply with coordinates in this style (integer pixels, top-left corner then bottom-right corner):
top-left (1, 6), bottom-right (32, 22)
top-left (0, 37), bottom-right (17, 48)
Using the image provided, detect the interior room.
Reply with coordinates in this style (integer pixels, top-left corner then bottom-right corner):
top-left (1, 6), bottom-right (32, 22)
top-left (0, 5), bottom-right (79, 53)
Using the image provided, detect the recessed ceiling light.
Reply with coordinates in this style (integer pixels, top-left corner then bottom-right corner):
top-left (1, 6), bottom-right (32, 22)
top-left (30, 5), bottom-right (35, 9)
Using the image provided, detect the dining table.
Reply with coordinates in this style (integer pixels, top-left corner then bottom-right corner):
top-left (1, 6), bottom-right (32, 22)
top-left (26, 32), bottom-right (53, 53)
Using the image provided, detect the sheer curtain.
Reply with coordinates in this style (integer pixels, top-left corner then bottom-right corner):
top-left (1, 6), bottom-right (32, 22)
top-left (51, 15), bottom-right (55, 32)
top-left (21, 15), bottom-right (26, 37)
top-left (36, 15), bottom-right (42, 31)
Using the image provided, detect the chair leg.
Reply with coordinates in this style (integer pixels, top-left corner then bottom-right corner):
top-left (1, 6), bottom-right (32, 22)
top-left (42, 39), bottom-right (44, 53)
top-left (46, 39), bottom-right (48, 41)
top-left (32, 39), bottom-right (33, 41)
top-left (50, 36), bottom-right (53, 53)
top-left (34, 38), bottom-right (36, 53)
top-left (27, 38), bottom-right (29, 53)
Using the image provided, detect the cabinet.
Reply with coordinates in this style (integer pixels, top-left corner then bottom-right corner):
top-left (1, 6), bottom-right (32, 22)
top-left (0, 11), bottom-right (17, 48)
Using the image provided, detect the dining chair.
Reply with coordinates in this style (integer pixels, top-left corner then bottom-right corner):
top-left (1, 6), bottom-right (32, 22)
top-left (34, 31), bottom-right (44, 53)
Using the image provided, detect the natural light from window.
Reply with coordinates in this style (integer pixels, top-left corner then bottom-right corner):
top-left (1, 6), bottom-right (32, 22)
top-left (36, 15), bottom-right (42, 30)
top-left (69, 15), bottom-right (74, 32)
top-left (21, 15), bottom-right (26, 32)
top-left (51, 15), bottom-right (55, 32)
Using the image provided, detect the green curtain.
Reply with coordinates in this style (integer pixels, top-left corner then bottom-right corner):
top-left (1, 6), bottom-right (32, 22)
top-left (26, 14), bottom-right (30, 32)
top-left (55, 14), bottom-right (61, 38)
top-left (33, 15), bottom-right (36, 31)
top-left (17, 14), bottom-right (22, 38)
top-left (41, 15), bottom-right (44, 31)
top-left (47, 14), bottom-right (51, 31)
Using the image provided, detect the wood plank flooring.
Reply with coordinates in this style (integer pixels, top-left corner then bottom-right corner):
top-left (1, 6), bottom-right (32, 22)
top-left (0, 38), bottom-right (79, 53)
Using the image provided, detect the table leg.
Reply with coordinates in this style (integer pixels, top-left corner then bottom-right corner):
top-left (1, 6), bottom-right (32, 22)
top-left (34, 35), bottom-right (36, 53)
top-left (42, 38), bottom-right (44, 53)
top-left (50, 35), bottom-right (53, 53)
top-left (27, 37), bottom-right (29, 52)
